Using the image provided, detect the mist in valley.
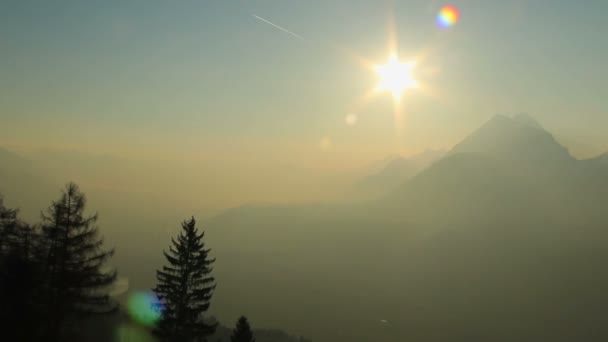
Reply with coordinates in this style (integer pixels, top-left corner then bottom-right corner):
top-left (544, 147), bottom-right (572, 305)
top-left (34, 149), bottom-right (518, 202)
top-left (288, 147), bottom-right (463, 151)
top-left (2, 1), bottom-right (608, 341)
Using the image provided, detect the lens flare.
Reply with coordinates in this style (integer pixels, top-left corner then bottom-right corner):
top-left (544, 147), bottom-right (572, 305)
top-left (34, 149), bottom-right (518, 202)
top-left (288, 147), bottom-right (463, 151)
top-left (319, 137), bottom-right (332, 150)
top-left (127, 291), bottom-right (163, 326)
top-left (345, 113), bottom-right (358, 126)
top-left (436, 5), bottom-right (460, 28)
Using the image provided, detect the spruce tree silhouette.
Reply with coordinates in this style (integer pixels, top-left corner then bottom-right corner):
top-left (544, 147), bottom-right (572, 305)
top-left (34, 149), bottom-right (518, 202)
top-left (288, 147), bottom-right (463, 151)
top-left (154, 217), bottom-right (217, 342)
top-left (231, 316), bottom-right (255, 342)
top-left (40, 182), bottom-right (117, 340)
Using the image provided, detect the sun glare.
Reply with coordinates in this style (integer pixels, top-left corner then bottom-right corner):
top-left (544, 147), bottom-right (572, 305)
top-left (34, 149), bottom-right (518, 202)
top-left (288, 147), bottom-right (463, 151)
top-left (375, 54), bottom-right (418, 100)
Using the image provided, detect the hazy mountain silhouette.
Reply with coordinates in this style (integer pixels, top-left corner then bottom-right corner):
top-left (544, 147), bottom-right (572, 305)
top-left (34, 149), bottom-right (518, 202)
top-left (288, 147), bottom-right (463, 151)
top-left (0, 148), bottom-right (34, 186)
top-left (3, 114), bottom-right (608, 341)
top-left (206, 114), bottom-right (608, 342)
top-left (0, 148), bottom-right (55, 218)
top-left (589, 151), bottom-right (608, 165)
top-left (355, 149), bottom-right (445, 198)
top-left (450, 114), bottom-right (572, 163)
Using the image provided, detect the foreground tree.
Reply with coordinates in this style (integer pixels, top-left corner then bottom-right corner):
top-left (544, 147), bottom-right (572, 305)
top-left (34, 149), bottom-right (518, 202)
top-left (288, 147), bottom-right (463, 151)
top-left (231, 316), bottom-right (255, 342)
top-left (40, 182), bottom-right (117, 340)
top-left (154, 217), bottom-right (217, 342)
top-left (0, 196), bottom-right (19, 255)
top-left (0, 197), bottom-right (44, 340)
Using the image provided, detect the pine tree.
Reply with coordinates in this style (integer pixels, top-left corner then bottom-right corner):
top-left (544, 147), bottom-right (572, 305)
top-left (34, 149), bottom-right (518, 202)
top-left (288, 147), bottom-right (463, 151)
top-left (154, 217), bottom-right (217, 342)
top-left (40, 182), bottom-right (117, 340)
top-left (231, 316), bottom-right (255, 342)
top-left (0, 195), bottom-right (19, 255)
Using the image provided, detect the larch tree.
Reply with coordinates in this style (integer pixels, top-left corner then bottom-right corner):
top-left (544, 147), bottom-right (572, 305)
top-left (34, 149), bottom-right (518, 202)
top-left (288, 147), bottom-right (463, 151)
top-left (154, 217), bottom-right (217, 342)
top-left (40, 182), bottom-right (117, 340)
top-left (231, 316), bottom-right (255, 342)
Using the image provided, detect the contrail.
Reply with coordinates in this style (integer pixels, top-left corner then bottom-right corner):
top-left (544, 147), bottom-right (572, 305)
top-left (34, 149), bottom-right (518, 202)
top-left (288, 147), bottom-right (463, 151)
top-left (250, 13), bottom-right (370, 70)
top-left (252, 14), bottom-right (304, 40)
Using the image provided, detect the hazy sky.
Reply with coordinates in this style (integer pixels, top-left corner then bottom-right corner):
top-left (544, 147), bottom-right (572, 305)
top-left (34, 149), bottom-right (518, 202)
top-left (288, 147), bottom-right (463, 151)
top-left (1, 0), bottom-right (607, 164)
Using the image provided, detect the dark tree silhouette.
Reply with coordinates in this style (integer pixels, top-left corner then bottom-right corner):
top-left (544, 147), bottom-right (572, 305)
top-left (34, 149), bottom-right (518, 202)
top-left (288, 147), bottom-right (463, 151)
top-left (0, 242), bottom-right (45, 340)
top-left (0, 197), bottom-right (45, 340)
top-left (40, 182), bottom-right (117, 340)
top-left (231, 316), bottom-right (255, 342)
top-left (0, 196), bottom-right (19, 255)
top-left (154, 217), bottom-right (217, 342)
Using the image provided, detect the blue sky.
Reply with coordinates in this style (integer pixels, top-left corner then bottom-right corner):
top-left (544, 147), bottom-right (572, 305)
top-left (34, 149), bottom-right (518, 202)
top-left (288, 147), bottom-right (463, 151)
top-left (1, 0), bottom-right (607, 160)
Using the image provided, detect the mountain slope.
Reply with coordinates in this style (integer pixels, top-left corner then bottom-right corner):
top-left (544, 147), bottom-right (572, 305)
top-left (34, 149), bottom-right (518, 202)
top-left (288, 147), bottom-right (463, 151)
top-left (0, 148), bottom-right (56, 218)
top-left (355, 149), bottom-right (445, 197)
top-left (204, 114), bottom-right (608, 342)
top-left (588, 152), bottom-right (608, 165)
top-left (450, 114), bottom-right (573, 163)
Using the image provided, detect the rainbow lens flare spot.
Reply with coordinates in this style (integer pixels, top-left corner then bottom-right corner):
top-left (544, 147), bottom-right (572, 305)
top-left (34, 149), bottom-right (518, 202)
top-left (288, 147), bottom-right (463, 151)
top-left (127, 292), bottom-right (163, 326)
top-left (436, 5), bottom-right (460, 28)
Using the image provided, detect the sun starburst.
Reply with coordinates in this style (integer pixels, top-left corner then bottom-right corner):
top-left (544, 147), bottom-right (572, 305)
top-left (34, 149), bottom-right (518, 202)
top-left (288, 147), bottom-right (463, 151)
top-left (375, 53), bottom-right (418, 101)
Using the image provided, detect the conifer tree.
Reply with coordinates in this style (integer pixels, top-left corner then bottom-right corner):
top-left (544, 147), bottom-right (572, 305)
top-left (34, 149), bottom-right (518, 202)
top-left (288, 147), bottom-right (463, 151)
top-left (231, 316), bottom-right (255, 342)
top-left (40, 182), bottom-right (117, 340)
top-left (0, 196), bottom-right (19, 255)
top-left (154, 217), bottom-right (217, 342)
top-left (0, 197), bottom-right (44, 340)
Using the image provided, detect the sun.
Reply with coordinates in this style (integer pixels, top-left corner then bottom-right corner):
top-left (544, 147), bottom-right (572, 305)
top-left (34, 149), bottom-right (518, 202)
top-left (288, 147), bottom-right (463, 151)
top-left (374, 53), bottom-right (417, 100)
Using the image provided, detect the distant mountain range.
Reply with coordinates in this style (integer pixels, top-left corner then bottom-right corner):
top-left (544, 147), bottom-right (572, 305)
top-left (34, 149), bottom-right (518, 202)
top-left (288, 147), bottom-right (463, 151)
top-left (450, 113), bottom-right (571, 162)
top-left (355, 149), bottom-right (446, 198)
top-left (591, 152), bottom-right (608, 165)
top-left (0, 148), bottom-right (56, 218)
top-left (206, 114), bottom-right (608, 342)
top-left (3, 115), bottom-right (608, 341)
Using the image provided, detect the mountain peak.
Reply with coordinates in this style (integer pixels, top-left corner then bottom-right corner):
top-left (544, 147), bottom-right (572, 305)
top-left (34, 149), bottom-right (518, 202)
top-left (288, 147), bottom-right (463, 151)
top-left (590, 151), bottom-right (608, 165)
top-left (450, 114), bottom-right (573, 163)
top-left (512, 113), bottom-right (542, 129)
top-left (0, 147), bottom-right (30, 167)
